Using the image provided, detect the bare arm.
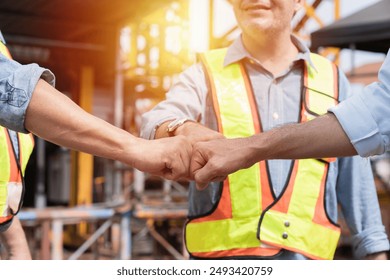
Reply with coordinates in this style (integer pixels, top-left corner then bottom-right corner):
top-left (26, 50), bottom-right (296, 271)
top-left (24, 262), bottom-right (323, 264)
top-left (257, 113), bottom-right (356, 159)
top-left (24, 79), bottom-right (192, 180)
top-left (191, 113), bottom-right (357, 188)
top-left (364, 252), bottom-right (388, 260)
top-left (0, 217), bottom-right (31, 260)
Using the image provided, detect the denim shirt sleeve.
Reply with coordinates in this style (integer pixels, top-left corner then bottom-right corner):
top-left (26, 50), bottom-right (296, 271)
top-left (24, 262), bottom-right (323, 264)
top-left (0, 53), bottom-right (55, 133)
top-left (329, 49), bottom-right (390, 157)
top-left (336, 156), bottom-right (390, 259)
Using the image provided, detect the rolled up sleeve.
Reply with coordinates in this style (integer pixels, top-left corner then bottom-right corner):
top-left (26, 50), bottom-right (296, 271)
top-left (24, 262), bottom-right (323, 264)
top-left (336, 156), bottom-right (390, 259)
top-left (351, 226), bottom-right (390, 259)
top-left (0, 53), bottom-right (55, 133)
top-left (329, 50), bottom-right (390, 157)
top-left (140, 64), bottom-right (207, 139)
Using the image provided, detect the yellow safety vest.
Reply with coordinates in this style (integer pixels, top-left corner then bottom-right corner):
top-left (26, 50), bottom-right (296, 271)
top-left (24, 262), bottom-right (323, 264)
top-left (185, 48), bottom-right (340, 260)
top-left (0, 39), bottom-right (35, 225)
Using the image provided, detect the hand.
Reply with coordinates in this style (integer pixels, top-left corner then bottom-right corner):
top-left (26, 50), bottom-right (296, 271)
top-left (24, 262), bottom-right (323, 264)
top-left (190, 137), bottom-right (256, 190)
top-left (132, 135), bottom-right (192, 181)
top-left (153, 121), bottom-right (224, 182)
top-left (174, 122), bottom-right (225, 182)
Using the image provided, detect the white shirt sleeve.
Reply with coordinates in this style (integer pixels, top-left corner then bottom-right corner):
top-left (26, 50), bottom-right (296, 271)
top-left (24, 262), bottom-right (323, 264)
top-left (140, 63), bottom-right (208, 139)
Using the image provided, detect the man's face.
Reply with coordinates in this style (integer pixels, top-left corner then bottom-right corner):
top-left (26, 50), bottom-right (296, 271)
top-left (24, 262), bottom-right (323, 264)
top-left (232, 0), bottom-right (303, 35)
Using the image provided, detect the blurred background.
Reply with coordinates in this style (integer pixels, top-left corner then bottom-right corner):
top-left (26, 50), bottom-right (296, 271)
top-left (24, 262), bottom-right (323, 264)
top-left (0, 0), bottom-right (388, 260)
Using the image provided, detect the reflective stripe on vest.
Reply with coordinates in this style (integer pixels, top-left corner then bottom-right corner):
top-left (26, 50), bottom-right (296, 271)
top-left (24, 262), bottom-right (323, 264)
top-left (0, 40), bottom-right (35, 224)
top-left (185, 48), bottom-right (340, 260)
top-left (0, 41), bottom-right (11, 58)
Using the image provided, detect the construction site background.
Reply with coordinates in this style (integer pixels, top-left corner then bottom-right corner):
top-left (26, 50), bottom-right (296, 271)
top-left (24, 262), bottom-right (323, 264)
top-left (0, 0), bottom-right (388, 260)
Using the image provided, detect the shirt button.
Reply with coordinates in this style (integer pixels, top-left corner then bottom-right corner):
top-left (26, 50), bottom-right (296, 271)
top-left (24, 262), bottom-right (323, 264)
top-left (273, 112), bottom-right (279, 120)
top-left (282, 232), bottom-right (288, 239)
top-left (284, 221), bottom-right (290, 227)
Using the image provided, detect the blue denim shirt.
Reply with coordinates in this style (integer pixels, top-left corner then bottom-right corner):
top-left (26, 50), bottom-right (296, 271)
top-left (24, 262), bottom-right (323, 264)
top-left (141, 36), bottom-right (389, 259)
top-left (0, 53), bottom-right (55, 133)
top-left (330, 49), bottom-right (390, 157)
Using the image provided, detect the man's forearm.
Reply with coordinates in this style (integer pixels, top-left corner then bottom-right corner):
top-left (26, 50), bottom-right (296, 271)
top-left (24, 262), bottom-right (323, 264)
top-left (25, 79), bottom-right (139, 166)
top-left (191, 113), bottom-right (357, 188)
top-left (251, 113), bottom-right (357, 160)
top-left (24, 79), bottom-right (192, 179)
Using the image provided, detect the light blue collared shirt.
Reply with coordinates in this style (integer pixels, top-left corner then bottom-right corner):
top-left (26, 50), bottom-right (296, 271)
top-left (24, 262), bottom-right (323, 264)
top-left (330, 49), bottom-right (390, 157)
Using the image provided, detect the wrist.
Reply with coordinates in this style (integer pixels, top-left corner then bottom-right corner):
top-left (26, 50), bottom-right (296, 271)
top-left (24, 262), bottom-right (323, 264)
top-left (251, 126), bottom-right (298, 161)
top-left (167, 118), bottom-right (193, 137)
top-left (174, 120), bottom-right (197, 136)
top-left (236, 136), bottom-right (263, 167)
top-left (154, 118), bottom-right (194, 139)
top-left (247, 132), bottom-right (273, 162)
top-left (115, 131), bottom-right (142, 167)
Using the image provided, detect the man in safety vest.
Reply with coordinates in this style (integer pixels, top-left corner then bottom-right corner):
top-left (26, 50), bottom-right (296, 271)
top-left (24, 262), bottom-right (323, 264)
top-left (0, 31), bottom-right (33, 259)
top-left (141, 0), bottom-right (389, 259)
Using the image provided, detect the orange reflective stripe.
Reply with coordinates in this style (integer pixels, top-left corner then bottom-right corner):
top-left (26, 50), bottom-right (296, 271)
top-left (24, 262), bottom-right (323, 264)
top-left (312, 164), bottom-right (338, 230)
top-left (269, 162), bottom-right (299, 214)
top-left (191, 180), bottom-right (233, 223)
top-left (0, 215), bottom-right (13, 224)
top-left (199, 53), bottom-right (224, 134)
top-left (260, 161), bottom-right (273, 209)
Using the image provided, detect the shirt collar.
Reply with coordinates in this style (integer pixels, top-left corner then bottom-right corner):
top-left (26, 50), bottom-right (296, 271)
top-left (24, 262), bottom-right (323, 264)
top-left (223, 34), bottom-right (317, 72)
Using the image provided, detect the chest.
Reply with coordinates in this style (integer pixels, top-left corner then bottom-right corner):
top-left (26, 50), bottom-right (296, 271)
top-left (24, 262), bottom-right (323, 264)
top-left (205, 63), bottom-right (304, 132)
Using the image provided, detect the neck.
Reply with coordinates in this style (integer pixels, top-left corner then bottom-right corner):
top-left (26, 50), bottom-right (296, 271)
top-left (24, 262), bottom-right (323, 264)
top-left (242, 30), bottom-right (299, 76)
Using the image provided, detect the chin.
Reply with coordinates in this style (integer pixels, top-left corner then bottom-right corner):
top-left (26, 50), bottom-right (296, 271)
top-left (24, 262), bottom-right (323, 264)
top-left (243, 21), bottom-right (274, 34)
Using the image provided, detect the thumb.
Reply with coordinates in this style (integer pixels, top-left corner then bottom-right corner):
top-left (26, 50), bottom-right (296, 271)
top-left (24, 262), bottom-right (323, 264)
top-left (190, 146), bottom-right (207, 179)
top-left (194, 161), bottom-right (214, 190)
